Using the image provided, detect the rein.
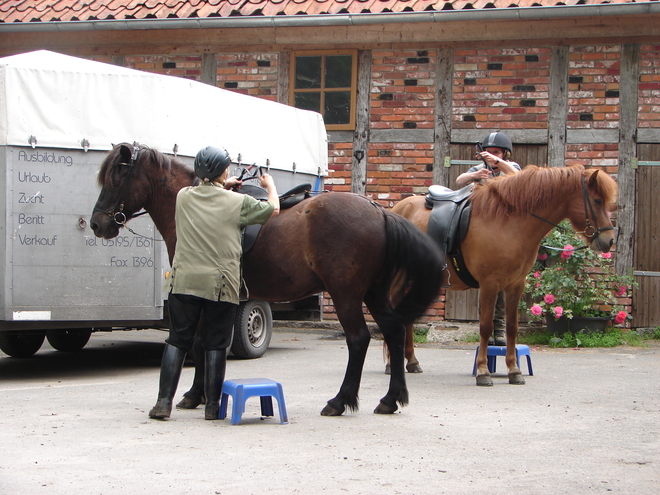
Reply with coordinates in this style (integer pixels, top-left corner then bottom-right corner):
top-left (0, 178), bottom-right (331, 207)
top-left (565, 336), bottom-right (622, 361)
top-left (530, 174), bottom-right (614, 248)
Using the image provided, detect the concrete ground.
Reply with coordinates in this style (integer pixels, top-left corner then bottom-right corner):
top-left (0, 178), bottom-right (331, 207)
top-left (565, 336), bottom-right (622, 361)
top-left (1, 324), bottom-right (658, 495)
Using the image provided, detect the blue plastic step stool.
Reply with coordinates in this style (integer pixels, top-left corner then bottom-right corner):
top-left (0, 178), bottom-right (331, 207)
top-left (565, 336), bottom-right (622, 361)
top-left (472, 345), bottom-right (534, 376)
top-left (219, 378), bottom-right (288, 425)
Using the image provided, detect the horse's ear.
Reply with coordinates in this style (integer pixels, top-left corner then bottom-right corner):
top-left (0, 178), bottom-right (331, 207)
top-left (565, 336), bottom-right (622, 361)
top-left (587, 169), bottom-right (600, 189)
top-left (119, 144), bottom-right (132, 162)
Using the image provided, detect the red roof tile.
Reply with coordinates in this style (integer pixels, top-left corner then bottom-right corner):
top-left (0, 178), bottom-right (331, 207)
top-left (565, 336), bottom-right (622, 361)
top-left (0, 0), bottom-right (647, 24)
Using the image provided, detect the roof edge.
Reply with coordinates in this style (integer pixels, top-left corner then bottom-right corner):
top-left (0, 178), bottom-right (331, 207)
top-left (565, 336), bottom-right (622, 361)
top-left (1, 3), bottom-right (659, 34)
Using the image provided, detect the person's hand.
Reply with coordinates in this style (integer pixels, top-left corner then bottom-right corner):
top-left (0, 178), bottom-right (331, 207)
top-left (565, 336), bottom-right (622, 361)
top-left (472, 168), bottom-right (493, 180)
top-left (224, 176), bottom-right (242, 189)
top-left (259, 174), bottom-right (275, 188)
top-left (477, 151), bottom-right (501, 169)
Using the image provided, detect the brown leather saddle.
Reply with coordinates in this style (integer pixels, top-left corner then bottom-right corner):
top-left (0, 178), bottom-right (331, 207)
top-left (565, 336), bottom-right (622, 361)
top-left (425, 184), bottom-right (479, 288)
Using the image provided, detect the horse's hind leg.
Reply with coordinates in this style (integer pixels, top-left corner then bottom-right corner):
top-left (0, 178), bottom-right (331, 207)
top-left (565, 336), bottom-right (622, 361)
top-left (321, 302), bottom-right (371, 417)
top-left (384, 323), bottom-right (422, 374)
top-left (367, 298), bottom-right (408, 414)
top-left (505, 285), bottom-right (525, 385)
top-left (404, 323), bottom-right (422, 373)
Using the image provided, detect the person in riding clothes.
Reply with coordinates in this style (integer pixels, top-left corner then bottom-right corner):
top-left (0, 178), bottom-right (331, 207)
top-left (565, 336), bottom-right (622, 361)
top-left (149, 145), bottom-right (279, 420)
top-left (455, 132), bottom-right (520, 345)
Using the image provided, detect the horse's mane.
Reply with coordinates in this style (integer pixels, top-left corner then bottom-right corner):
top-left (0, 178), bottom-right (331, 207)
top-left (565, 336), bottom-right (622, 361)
top-left (469, 165), bottom-right (617, 218)
top-left (97, 143), bottom-right (193, 187)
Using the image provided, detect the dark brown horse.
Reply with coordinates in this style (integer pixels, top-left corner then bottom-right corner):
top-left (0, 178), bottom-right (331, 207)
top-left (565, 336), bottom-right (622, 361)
top-left (392, 165), bottom-right (617, 386)
top-left (90, 143), bottom-right (444, 415)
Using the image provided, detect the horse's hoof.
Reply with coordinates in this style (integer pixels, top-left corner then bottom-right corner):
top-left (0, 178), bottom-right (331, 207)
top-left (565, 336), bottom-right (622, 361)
top-left (374, 401), bottom-right (398, 414)
top-left (476, 374), bottom-right (493, 387)
top-left (509, 372), bottom-right (526, 385)
top-left (176, 394), bottom-right (204, 409)
top-left (320, 402), bottom-right (345, 416)
top-left (384, 364), bottom-right (391, 375)
top-left (406, 363), bottom-right (423, 373)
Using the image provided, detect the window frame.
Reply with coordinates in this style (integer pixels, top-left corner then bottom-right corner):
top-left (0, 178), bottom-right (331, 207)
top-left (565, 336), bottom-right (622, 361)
top-left (289, 49), bottom-right (358, 131)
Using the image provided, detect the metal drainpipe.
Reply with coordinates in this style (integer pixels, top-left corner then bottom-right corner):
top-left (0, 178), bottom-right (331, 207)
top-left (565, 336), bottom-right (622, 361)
top-left (0, 3), bottom-right (659, 34)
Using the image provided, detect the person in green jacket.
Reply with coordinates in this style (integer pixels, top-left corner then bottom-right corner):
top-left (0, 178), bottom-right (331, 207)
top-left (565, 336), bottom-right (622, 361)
top-left (149, 145), bottom-right (279, 420)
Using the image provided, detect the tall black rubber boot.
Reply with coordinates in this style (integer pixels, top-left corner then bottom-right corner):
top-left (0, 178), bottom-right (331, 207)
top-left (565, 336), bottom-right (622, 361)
top-left (148, 344), bottom-right (187, 419)
top-left (204, 349), bottom-right (227, 420)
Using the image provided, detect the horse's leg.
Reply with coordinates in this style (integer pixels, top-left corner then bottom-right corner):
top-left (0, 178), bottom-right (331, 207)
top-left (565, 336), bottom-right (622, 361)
top-left (372, 313), bottom-right (409, 414)
top-left (404, 323), bottom-right (422, 373)
top-left (505, 284), bottom-right (526, 385)
top-left (364, 285), bottom-right (410, 414)
top-left (176, 326), bottom-right (205, 408)
top-left (383, 323), bottom-right (422, 375)
top-left (320, 301), bottom-right (371, 417)
top-left (475, 287), bottom-right (498, 386)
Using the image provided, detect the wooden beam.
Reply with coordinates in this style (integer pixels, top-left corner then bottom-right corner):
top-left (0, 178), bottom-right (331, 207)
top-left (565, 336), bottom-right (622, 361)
top-left (351, 50), bottom-right (371, 195)
top-left (277, 51), bottom-right (289, 105)
top-left (547, 46), bottom-right (568, 167)
top-left (434, 48), bottom-right (453, 187)
top-left (2, 15), bottom-right (660, 57)
top-left (616, 43), bottom-right (639, 278)
top-left (201, 53), bottom-right (217, 86)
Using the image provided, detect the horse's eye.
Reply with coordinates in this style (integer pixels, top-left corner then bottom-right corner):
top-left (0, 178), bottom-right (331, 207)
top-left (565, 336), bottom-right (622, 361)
top-left (594, 198), bottom-right (602, 205)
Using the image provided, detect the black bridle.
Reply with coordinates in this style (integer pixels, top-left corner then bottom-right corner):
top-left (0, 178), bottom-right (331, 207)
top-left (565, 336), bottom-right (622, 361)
top-left (93, 145), bottom-right (148, 226)
top-left (531, 174), bottom-right (615, 243)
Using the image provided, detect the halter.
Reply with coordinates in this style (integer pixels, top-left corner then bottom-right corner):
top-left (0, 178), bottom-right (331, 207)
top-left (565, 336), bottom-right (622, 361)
top-left (531, 174), bottom-right (614, 243)
top-left (93, 145), bottom-right (148, 226)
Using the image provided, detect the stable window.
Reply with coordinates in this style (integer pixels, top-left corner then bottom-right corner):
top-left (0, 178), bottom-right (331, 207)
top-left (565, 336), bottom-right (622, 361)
top-left (290, 50), bottom-right (357, 130)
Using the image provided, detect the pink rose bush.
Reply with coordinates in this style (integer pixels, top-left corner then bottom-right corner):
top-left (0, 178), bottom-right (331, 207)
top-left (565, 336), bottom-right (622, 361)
top-left (522, 220), bottom-right (636, 328)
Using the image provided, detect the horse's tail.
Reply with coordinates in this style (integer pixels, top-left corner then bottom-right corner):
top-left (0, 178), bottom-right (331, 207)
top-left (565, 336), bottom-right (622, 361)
top-left (381, 210), bottom-right (444, 324)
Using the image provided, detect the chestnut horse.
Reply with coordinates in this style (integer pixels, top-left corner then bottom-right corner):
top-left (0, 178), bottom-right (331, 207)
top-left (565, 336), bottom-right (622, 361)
top-left (392, 165), bottom-right (617, 386)
top-left (90, 144), bottom-right (444, 415)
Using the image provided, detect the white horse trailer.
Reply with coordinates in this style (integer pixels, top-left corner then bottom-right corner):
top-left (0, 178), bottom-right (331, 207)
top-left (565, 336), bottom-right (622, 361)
top-left (0, 50), bottom-right (327, 358)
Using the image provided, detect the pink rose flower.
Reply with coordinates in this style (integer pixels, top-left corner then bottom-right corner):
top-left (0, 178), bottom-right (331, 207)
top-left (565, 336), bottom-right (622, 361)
top-left (614, 310), bottom-right (627, 324)
top-left (537, 253), bottom-right (548, 261)
top-left (533, 271), bottom-right (541, 279)
top-left (531, 304), bottom-right (543, 316)
top-left (554, 306), bottom-right (564, 318)
top-left (616, 286), bottom-right (627, 297)
top-left (544, 294), bottom-right (555, 304)
top-left (535, 283), bottom-right (541, 288)
top-left (560, 245), bottom-right (574, 260)
top-left (601, 252), bottom-right (612, 259)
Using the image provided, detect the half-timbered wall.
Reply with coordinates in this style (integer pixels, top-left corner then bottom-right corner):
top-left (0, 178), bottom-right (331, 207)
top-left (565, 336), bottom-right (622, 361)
top-left (91, 41), bottom-right (660, 327)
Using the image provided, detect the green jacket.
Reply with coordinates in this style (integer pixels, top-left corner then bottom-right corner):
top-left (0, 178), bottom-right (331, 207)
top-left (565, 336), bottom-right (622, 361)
top-left (165, 182), bottom-right (274, 304)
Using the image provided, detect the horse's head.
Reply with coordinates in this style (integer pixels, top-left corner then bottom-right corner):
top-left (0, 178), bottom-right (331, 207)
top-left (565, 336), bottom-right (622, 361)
top-left (90, 143), bottom-right (155, 239)
top-left (567, 167), bottom-right (618, 253)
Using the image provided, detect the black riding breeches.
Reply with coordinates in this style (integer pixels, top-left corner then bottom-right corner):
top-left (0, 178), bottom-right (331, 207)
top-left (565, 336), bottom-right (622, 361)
top-left (166, 293), bottom-right (237, 352)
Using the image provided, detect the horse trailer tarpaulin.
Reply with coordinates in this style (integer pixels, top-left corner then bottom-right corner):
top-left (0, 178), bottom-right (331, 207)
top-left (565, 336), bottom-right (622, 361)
top-left (0, 50), bottom-right (328, 357)
top-left (0, 50), bottom-right (328, 174)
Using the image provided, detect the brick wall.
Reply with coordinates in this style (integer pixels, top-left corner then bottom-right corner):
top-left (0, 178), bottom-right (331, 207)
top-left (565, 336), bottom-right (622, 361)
top-left (638, 44), bottom-right (660, 130)
top-left (452, 47), bottom-right (551, 131)
top-left (215, 53), bottom-right (279, 100)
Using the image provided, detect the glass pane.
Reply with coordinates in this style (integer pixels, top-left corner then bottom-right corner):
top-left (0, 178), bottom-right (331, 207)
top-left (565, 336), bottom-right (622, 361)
top-left (294, 92), bottom-right (321, 113)
top-left (325, 55), bottom-right (352, 88)
top-left (324, 91), bottom-right (351, 125)
top-left (295, 56), bottom-right (322, 89)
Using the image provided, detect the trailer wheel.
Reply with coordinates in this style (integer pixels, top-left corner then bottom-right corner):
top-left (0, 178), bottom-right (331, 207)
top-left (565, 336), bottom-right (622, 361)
top-left (231, 300), bottom-right (272, 359)
top-left (0, 331), bottom-right (46, 358)
top-left (46, 329), bottom-right (92, 352)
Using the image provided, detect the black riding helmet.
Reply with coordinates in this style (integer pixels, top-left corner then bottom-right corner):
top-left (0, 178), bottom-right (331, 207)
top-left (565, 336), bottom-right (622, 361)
top-left (481, 132), bottom-right (513, 158)
top-left (194, 146), bottom-right (231, 181)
